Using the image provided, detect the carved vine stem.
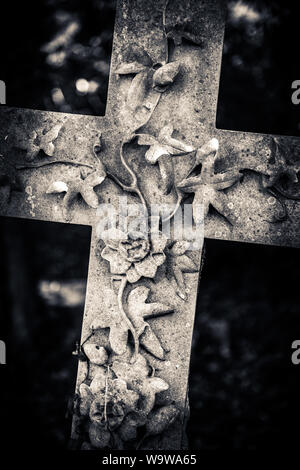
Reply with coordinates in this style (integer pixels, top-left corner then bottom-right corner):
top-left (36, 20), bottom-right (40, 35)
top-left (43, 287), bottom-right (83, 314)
top-left (16, 152), bottom-right (149, 210)
top-left (116, 276), bottom-right (139, 363)
top-left (119, 141), bottom-right (148, 211)
top-left (162, 187), bottom-right (183, 223)
top-left (16, 160), bottom-right (95, 171)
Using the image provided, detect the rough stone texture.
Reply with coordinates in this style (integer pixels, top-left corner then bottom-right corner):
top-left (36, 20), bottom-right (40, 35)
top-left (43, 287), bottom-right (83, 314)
top-left (0, 0), bottom-right (300, 450)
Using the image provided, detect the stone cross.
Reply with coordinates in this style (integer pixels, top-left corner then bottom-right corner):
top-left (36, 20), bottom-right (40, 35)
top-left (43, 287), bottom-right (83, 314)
top-left (1, 0), bottom-right (300, 450)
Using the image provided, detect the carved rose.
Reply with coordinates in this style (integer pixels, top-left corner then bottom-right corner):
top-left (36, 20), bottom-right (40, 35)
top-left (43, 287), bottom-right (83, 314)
top-left (89, 378), bottom-right (139, 431)
top-left (101, 226), bottom-right (167, 283)
top-left (79, 368), bottom-right (139, 448)
top-left (78, 354), bottom-right (173, 448)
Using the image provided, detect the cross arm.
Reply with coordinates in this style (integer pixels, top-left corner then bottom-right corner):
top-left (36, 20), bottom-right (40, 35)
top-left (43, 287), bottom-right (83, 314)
top-left (0, 108), bottom-right (111, 226)
top-left (201, 127), bottom-right (300, 248)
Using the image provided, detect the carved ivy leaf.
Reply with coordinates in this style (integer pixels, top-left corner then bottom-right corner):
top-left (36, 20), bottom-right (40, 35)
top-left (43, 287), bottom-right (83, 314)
top-left (89, 378), bottom-right (139, 426)
top-left (17, 124), bottom-right (62, 161)
top-left (46, 167), bottom-right (106, 218)
top-left (116, 46), bottom-right (155, 116)
top-left (137, 125), bottom-right (194, 163)
top-left (177, 138), bottom-right (242, 225)
top-left (0, 158), bottom-right (22, 208)
top-left (136, 125), bottom-right (194, 194)
top-left (166, 241), bottom-right (198, 300)
top-left (126, 70), bottom-right (152, 113)
top-left (116, 62), bottom-right (149, 75)
top-left (90, 310), bottom-right (128, 356)
top-left (127, 286), bottom-right (174, 360)
top-left (116, 46), bottom-right (181, 117)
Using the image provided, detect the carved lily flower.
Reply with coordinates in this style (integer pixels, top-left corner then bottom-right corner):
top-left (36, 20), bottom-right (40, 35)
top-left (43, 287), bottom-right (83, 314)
top-left (101, 225), bottom-right (167, 284)
top-left (17, 124), bottom-right (62, 161)
top-left (137, 125), bottom-right (194, 164)
top-left (127, 286), bottom-right (173, 359)
top-left (47, 166), bottom-right (106, 218)
top-left (136, 124), bottom-right (194, 194)
top-left (166, 241), bottom-right (199, 300)
top-left (177, 138), bottom-right (242, 225)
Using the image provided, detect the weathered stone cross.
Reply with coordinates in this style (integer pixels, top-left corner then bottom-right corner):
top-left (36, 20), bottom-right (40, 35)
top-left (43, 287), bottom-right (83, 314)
top-left (1, 0), bottom-right (300, 450)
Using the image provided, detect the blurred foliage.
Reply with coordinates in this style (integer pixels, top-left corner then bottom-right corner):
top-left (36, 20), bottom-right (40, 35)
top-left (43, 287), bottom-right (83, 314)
top-left (0, 218), bottom-right (91, 448)
top-left (188, 239), bottom-right (300, 449)
top-left (218, 0), bottom-right (300, 135)
top-left (1, 0), bottom-right (116, 115)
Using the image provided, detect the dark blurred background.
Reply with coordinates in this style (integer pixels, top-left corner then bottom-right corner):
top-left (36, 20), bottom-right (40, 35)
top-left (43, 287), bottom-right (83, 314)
top-left (0, 0), bottom-right (300, 451)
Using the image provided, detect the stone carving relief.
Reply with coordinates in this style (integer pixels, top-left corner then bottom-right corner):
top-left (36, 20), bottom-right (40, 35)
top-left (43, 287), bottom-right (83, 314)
top-left (1, 0), bottom-right (300, 450)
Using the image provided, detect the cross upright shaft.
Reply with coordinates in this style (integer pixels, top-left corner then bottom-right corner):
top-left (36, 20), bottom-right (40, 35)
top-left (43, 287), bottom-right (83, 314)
top-left (0, 0), bottom-right (300, 450)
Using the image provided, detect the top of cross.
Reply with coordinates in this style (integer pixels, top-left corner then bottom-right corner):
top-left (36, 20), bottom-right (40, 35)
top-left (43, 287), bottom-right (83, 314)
top-left (0, 0), bottom-right (299, 248)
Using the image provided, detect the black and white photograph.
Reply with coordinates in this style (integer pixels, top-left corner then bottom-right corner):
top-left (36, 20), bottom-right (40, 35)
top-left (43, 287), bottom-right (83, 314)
top-left (0, 0), bottom-right (300, 464)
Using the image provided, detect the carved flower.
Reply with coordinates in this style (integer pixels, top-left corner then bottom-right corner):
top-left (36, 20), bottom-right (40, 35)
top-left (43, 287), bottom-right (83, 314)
top-left (112, 354), bottom-right (169, 417)
top-left (166, 23), bottom-right (203, 47)
top-left (115, 45), bottom-right (181, 128)
top-left (47, 167), bottom-right (106, 213)
top-left (78, 355), bottom-right (173, 447)
top-left (89, 379), bottom-right (139, 431)
top-left (101, 226), bottom-right (167, 283)
top-left (136, 124), bottom-right (194, 164)
top-left (46, 134), bottom-right (106, 218)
